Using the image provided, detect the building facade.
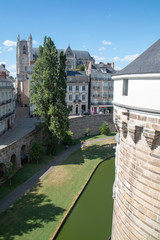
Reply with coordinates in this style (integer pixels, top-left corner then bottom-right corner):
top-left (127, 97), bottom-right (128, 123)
top-left (87, 62), bottom-right (115, 114)
top-left (66, 71), bottom-right (89, 115)
top-left (111, 40), bottom-right (160, 240)
top-left (0, 69), bottom-right (15, 136)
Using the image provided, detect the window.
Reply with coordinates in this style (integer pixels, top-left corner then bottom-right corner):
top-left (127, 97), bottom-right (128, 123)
top-left (75, 95), bottom-right (79, 100)
top-left (123, 79), bottom-right (128, 96)
top-left (82, 85), bottom-right (85, 91)
top-left (69, 95), bottom-right (72, 101)
top-left (25, 66), bottom-right (27, 71)
top-left (94, 99), bottom-right (98, 104)
top-left (69, 77), bottom-right (72, 82)
top-left (82, 95), bottom-right (85, 101)
top-left (69, 86), bottom-right (72, 91)
top-left (76, 86), bottom-right (79, 91)
top-left (23, 45), bottom-right (26, 54)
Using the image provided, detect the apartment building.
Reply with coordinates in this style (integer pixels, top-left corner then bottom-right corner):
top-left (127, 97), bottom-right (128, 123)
top-left (88, 62), bottom-right (115, 114)
top-left (0, 75), bottom-right (15, 135)
top-left (66, 71), bottom-right (89, 115)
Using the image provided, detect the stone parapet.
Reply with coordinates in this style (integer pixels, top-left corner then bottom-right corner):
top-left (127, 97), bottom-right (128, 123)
top-left (111, 106), bottom-right (160, 240)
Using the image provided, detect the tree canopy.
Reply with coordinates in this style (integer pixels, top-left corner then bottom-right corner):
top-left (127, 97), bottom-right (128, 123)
top-left (30, 36), bottom-right (69, 140)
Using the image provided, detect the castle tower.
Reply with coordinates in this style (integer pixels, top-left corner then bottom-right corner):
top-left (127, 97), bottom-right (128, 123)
top-left (111, 40), bottom-right (160, 239)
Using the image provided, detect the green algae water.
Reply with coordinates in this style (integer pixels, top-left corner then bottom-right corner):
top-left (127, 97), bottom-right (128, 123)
top-left (55, 157), bottom-right (115, 240)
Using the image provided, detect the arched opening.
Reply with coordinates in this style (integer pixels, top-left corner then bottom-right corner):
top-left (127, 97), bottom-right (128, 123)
top-left (21, 145), bottom-right (28, 166)
top-left (11, 154), bottom-right (17, 167)
top-left (23, 45), bottom-right (26, 54)
top-left (0, 163), bottom-right (6, 179)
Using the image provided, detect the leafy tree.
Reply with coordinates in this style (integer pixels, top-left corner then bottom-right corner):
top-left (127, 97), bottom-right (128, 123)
top-left (63, 130), bottom-right (73, 145)
top-left (77, 65), bottom-right (85, 71)
top-left (30, 141), bottom-right (44, 163)
top-left (30, 36), bottom-right (69, 141)
top-left (99, 122), bottom-right (110, 135)
top-left (4, 162), bottom-right (15, 185)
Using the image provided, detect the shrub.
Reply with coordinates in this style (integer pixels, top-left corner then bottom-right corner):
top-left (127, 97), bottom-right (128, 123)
top-left (99, 122), bottom-right (110, 135)
top-left (30, 141), bottom-right (44, 163)
top-left (4, 162), bottom-right (15, 185)
top-left (85, 128), bottom-right (91, 137)
top-left (63, 131), bottom-right (73, 145)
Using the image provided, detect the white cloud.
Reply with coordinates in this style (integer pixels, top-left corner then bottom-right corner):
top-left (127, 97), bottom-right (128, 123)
top-left (8, 48), bottom-right (14, 52)
top-left (82, 45), bottom-right (86, 49)
top-left (102, 40), bottom-right (112, 45)
top-left (113, 47), bottom-right (117, 50)
top-left (94, 56), bottom-right (106, 63)
top-left (3, 40), bottom-right (16, 47)
top-left (113, 53), bottom-right (139, 63)
top-left (98, 46), bottom-right (105, 51)
top-left (7, 64), bottom-right (16, 72)
top-left (0, 61), bottom-right (6, 65)
top-left (115, 66), bottom-right (122, 71)
top-left (7, 64), bottom-right (16, 78)
top-left (0, 51), bottom-right (2, 54)
top-left (33, 40), bottom-right (39, 45)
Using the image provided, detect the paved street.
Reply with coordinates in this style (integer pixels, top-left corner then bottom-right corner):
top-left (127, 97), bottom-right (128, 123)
top-left (0, 107), bottom-right (40, 150)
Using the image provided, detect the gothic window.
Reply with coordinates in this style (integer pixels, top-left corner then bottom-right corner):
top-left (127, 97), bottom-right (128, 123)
top-left (23, 45), bottom-right (26, 54)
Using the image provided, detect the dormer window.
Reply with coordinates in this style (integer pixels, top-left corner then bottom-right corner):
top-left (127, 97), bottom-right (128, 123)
top-left (23, 46), bottom-right (26, 54)
top-left (123, 79), bottom-right (128, 96)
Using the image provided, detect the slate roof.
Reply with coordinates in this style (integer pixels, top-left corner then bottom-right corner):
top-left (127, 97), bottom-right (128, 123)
top-left (115, 39), bottom-right (160, 75)
top-left (57, 49), bottom-right (93, 60)
top-left (92, 63), bottom-right (116, 74)
top-left (67, 71), bottom-right (87, 76)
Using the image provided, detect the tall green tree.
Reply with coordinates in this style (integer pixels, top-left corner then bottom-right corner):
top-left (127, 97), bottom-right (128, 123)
top-left (30, 36), bottom-right (69, 140)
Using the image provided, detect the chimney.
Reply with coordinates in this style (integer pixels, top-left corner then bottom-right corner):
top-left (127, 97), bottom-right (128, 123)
top-left (111, 62), bottom-right (114, 69)
top-left (0, 71), bottom-right (6, 79)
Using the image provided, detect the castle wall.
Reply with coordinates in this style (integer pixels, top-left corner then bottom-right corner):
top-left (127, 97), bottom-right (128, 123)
top-left (111, 106), bottom-right (160, 240)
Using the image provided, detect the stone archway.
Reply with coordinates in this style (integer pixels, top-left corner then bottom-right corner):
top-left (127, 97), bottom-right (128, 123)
top-left (11, 154), bottom-right (17, 167)
top-left (0, 163), bottom-right (6, 178)
top-left (21, 145), bottom-right (28, 166)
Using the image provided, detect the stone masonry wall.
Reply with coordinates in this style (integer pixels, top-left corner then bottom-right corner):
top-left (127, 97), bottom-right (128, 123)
top-left (69, 114), bottom-right (115, 139)
top-left (0, 129), bottom-right (42, 169)
top-left (111, 106), bottom-right (160, 240)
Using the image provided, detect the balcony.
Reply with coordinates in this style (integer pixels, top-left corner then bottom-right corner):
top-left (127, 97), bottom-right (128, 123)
top-left (93, 86), bottom-right (99, 89)
top-left (93, 94), bottom-right (99, 97)
top-left (0, 111), bottom-right (15, 121)
top-left (0, 99), bottom-right (12, 106)
top-left (73, 99), bottom-right (81, 103)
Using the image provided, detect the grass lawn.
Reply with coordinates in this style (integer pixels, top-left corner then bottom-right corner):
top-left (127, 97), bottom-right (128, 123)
top-left (0, 139), bottom-right (115, 240)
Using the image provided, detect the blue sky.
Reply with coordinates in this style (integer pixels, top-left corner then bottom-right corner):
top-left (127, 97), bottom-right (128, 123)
top-left (0, 0), bottom-right (160, 77)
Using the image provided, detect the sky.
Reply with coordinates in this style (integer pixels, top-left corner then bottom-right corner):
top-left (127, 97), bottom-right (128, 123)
top-left (0, 0), bottom-right (160, 77)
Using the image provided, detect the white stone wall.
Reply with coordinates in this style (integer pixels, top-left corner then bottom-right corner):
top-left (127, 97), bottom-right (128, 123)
top-left (113, 74), bottom-right (160, 111)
